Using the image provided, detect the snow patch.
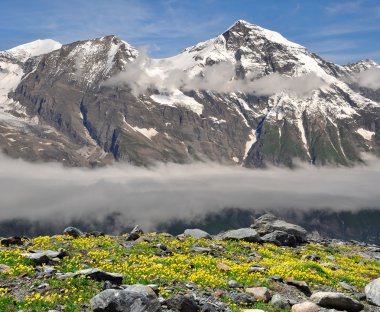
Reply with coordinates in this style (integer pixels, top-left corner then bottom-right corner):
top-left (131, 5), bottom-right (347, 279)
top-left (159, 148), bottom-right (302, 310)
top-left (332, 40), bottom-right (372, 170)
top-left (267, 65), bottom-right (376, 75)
top-left (150, 90), bottom-right (203, 115)
top-left (243, 130), bottom-right (257, 160)
top-left (356, 128), bottom-right (375, 141)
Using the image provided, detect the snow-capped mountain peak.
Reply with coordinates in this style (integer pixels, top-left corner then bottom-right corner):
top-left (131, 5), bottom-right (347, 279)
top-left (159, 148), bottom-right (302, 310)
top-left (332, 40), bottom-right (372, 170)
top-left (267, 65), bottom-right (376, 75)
top-left (6, 39), bottom-right (62, 61)
top-left (225, 20), bottom-right (303, 49)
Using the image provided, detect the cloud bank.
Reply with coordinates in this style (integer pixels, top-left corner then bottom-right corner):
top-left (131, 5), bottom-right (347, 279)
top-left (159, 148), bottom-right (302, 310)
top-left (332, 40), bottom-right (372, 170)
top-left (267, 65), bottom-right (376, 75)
top-left (351, 67), bottom-right (380, 90)
top-left (1, 154), bottom-right (380, 231)
top-left (104, 52), bottom-right (326, 97)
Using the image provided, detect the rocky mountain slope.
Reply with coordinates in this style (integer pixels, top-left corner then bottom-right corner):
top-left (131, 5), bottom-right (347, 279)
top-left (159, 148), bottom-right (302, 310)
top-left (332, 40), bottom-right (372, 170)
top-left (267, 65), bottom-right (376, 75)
top-left (0, 20), bottom-right (379, 167)
top-left (0, 215), bottom-right (379, 311)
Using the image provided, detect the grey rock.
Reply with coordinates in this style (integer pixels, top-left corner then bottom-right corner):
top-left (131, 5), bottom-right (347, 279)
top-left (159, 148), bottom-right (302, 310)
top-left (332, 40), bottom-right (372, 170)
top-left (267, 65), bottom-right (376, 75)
top-left (59, 268), bottom-right (123, 284)
top-left (251, 214), bottom-right (307, 243)
top-left (215, 228), bottom-right (261, 243)
top-left (247, 264), bottom-right (267, 273)
top-left (165, 294), bottom-right (199, 312)
top-left (90, 288), bottom-right (161, 312)
top-left (227, 280), bottom-right (240, 288)
top-left (191, 246), bottom-right (212, 254)
top-left (339, 281), bottom-right (356, 292)
top-left (261, 230), bottom-right (297, 247)
top-left (23, 252), bottom-right (50, 265)
top-left (245, 286), bottom-right (271, 302)
top-left (76, 268), bottom-right (123, 285)
top-left (286, 279), bottom-right (312, 296)
top-left (1, 236), bottom-right (23, 246)
top-left (310, 291), bottom-right (364, 312)
top-left (365, 277), bottom-right (380, 306)
top-left (184, 229), bottom-right (212, 239)
top-left (63, 226), bottom-right (83, 238)
top-left (127, 225), bottom-right (144, 241)
top-left (229, 293), bottom-right (256, 305)
top-left (271, 294), bottom-right (291, 309)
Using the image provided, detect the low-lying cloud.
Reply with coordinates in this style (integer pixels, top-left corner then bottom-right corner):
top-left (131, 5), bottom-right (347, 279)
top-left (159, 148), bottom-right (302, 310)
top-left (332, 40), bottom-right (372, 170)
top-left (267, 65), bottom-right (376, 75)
top-left (1, 154), bottom-right (380, 231)
top-left (104, 51), bottom-right (326, 97)
top-left (351, 67), bottom-right (380, 90)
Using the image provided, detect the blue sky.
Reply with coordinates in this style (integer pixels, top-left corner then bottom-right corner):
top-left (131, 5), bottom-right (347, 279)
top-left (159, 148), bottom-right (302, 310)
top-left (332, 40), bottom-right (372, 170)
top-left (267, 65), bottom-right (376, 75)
top-left (1, 0), bottom-right (380, 64)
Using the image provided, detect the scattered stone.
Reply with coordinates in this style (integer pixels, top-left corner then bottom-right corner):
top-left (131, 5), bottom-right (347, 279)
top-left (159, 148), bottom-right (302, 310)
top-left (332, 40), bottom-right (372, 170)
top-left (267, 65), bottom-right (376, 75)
top-left (165, 294), bottom-right (199, 312)
top-left (229, 293), bottom-right (256, 305)
top-left (102, 281), bottom-right (113, 290)
top-left (36, 265), bottom-right (57, 277)
top-left (23, 252), bottom-right (50, 265)
top-left (63, 227), bottom-right (83, 238)
top-left (286, 278), bottom-right (311, 296)
top-left (247, 265), bottom-right (267, 273)
top-left (216, 262), bottom-right (230, 272)
top-left (310, 291), bottom-right (364, 312)
top-left (184, 229), bottom-right (212, 239)
top-left (261, 230), bottom-right (297, 247)
top-left (228, 280), bottom-right (240, 288)
top-left (127, 225), bottom-right (143, 241)
top-left (37, 283), bottom-right (49, 289)
top-left (201, 302), bottom-right (218, 312)
top-left (215, 228), bottom-right (261, 243)
top-left (191, 246), bottom-right (212, 254)
top-left (251, 214), bottom-right (307, 244)
top-left (23, 248), bottom-right (71, 265)
top-left (271, 294), bottom-right (291, 309)
top-left (1, 236), bottom-right (23, 246)
top-left (90, 287), bottom-right (160, 312)
top-left (365, 277), bottom-right (380, 306)
top-left (86, 231), bottom-right (105, 237)
top-left (291, 301), bottom-right (318, 312)
top-left (0, 264), bottom-right (10, 272)
top-left (59, 268), bottom-right (123, 285)
top-left (245, 287), bottom-right (271, 302)
top-left (339, 281), bottom-right (356, 292)
top-left (269, 275), bottom-right (284, 283)
top-left (302, 254), bottom-right (320, 261)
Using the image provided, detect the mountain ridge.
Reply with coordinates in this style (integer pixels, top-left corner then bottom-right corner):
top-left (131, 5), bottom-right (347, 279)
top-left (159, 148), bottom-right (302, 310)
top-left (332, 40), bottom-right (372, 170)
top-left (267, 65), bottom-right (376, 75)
top-left (0, 20), bottom-right (379, 167)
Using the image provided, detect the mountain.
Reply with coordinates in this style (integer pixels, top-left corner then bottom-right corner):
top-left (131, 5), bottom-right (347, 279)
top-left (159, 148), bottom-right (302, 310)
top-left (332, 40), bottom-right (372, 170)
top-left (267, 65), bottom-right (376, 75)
top-left (1, 20), bottom-right (379, 167)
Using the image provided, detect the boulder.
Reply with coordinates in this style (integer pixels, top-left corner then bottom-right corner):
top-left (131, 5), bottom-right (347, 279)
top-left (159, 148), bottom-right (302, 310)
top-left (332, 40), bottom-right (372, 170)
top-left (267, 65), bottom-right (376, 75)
top-left (271, 294), bottom-right (291, 309)
top-left (229, 293), bottom-right (256, 305)
top-left (215, 228), bottom-right (261, 243)
top-left (90, 288), bottom-right (160, 312)
top-left (23, 252), bottom-right (50, 265)
top-left (228, 280), bottom-right (240, 288)
top-left (1, 236), bottom-right (23, 246)
top-left (261, 230), bottom-right (297, 247)
top-left (365, 277), bottom-right (380, 306)
top-left (127, 225), bottom-right (143, 241)
top-left (251, 214), bottom-right (307, 243)
top-left (190, 247), bottom-right (212, 254)
top-left (286, 278), bottom-right (311, 296)
top-left (165, 294), bottom-right (199, 312)
top-left (75, 268), bottom-right (123, 285)
top-left (291, 301), bottom-right (318, 312)
top-left (184, 229), bottom-right (212, 239)
top-left (310, 291), bottom-right (364, 312)
top-left (63, 226), bottom-right (83, 238)
top-left (245, 287), bottom-right (271, 302)
top-left (59, 268), bottom-right (123, 285)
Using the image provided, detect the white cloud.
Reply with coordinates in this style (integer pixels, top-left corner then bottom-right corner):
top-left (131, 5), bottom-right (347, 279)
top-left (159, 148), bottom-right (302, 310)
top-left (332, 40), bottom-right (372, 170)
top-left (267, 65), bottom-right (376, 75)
top-left (104, 55), bottom-right (326, 97)
top-left (351, 67), bottom-right (380, 89)
top-left (0, 154), bottom-right (379, 231)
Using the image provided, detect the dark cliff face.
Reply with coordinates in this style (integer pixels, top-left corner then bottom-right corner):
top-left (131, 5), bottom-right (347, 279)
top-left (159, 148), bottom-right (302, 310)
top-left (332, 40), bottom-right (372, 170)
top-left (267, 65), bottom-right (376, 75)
top-left (2, 21), bottom-right (380, 167)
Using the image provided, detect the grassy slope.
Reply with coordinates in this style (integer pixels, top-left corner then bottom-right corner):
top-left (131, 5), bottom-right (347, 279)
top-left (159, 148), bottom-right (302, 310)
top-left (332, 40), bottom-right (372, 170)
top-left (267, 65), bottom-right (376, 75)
top-left (0, 234), bottom-right (379, 311)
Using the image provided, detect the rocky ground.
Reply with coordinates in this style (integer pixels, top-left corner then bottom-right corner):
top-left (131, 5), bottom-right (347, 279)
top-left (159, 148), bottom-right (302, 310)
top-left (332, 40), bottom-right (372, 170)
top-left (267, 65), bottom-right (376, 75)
top-left (0, 214), bottom-right (379, 312)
